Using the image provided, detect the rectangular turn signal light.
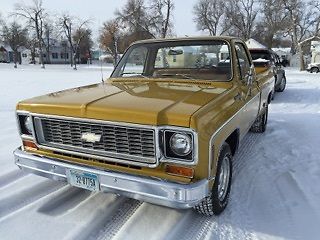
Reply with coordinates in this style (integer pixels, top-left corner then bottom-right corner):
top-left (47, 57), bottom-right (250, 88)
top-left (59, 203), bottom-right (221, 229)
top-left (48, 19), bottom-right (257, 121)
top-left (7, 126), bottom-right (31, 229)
top-left (23, 140), bottom-right (38, 150)
top-left (165, 164), bottom-right (194, 178)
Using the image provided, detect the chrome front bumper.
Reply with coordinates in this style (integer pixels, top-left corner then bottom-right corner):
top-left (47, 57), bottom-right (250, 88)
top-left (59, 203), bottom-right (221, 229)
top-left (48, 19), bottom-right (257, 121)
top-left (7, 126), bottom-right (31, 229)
top-left (14, 148), bottom-right (209, 209)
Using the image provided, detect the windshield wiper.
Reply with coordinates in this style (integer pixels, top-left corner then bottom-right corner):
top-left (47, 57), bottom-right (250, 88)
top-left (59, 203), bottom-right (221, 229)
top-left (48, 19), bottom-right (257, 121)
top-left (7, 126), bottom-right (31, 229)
top-left (158, 73), bottom-right (195, 80)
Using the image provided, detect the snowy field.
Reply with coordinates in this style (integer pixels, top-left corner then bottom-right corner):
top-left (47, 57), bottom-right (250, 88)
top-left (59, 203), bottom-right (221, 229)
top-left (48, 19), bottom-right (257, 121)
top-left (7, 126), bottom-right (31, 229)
top-left (0, 64), bottom-right (319, 240)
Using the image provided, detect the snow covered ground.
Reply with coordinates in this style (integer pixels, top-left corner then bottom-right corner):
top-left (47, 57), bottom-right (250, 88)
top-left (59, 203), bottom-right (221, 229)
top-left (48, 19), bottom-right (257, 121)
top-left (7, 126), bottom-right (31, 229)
top-left (0, 64), bottom-right (319, 240)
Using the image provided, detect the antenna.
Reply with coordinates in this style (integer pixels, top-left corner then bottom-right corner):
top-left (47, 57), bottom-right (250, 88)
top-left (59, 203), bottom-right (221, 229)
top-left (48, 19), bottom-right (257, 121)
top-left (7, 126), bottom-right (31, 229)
top-left (100, 47), bottom-right (104, 83)
top-left (98, 19), bottom-right (104, 83)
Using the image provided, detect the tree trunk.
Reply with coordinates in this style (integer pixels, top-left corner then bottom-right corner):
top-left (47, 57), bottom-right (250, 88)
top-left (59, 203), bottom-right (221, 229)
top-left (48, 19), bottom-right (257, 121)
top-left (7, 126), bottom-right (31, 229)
top-left (73, 51), bottom-right (77, 70)
top-left (162, 1), bottom-right (171, 38)
top-left (13, 50), bottom-right (17, 68)
top-left (39, 47), bottom-right (45, 68)
top-left (298, 44), bottom-right (305, 71)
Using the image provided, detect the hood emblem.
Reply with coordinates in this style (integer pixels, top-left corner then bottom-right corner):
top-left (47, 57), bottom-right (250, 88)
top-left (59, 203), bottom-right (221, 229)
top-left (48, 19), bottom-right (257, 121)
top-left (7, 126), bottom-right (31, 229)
top-left (81, 132), bottom-right (102, 143)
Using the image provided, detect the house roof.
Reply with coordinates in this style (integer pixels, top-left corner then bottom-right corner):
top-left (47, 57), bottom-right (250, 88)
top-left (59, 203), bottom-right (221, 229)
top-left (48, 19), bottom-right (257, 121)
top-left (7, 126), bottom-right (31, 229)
top-left (245, 38), bottom-right (267, 50)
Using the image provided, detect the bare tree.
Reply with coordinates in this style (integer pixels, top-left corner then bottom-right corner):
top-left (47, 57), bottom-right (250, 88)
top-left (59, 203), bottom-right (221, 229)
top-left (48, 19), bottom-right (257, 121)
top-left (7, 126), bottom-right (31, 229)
top-left (314, 2), bottom-right (320, 36)
top-left (1, 21), bottom-right (28, 68)
top-left (0, 12), bottom-right (4, 26)
top-left (149, 0), bottom-right (174, 38)
top-left (42, 19), bottom-right (57, 64)
top-left (253, 0), bottom-right (288, 48)
top-left (14, 0), bottom-right (46, 68)
top-left (99, 20), bottom-right (122, 65)
top-left (25, 34), bottom-right (38, 64)
top-left (225, 0), bottom-right (258, 40)
top-left (116, 0), bottom-right (155, 39)
top-left (193, 0), bottom-right (228, 36)
top-left (281, 0), bottom-right (320, 70)
top-left (74, 28), bottom-right (93, 64)
top-left (59, 14), bottom-right (90, 70)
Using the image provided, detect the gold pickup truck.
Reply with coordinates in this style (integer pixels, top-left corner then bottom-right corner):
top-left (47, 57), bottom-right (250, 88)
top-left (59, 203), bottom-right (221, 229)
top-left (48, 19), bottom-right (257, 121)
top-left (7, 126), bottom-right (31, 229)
top-left (14, 37), bottom-right (274, 216)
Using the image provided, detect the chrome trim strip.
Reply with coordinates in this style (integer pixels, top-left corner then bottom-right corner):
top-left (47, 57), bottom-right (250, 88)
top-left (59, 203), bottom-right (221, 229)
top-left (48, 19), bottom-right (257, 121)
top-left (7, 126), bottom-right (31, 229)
top-left (207, 92), bottom-right (261, 179)
top-left (14, 148), bottom-right (209, 209)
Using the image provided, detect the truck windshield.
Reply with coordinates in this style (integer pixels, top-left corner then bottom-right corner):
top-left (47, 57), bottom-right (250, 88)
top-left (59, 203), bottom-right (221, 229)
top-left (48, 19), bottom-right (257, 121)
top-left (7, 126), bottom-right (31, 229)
top-left (111, 40), bottom-right (232, 81)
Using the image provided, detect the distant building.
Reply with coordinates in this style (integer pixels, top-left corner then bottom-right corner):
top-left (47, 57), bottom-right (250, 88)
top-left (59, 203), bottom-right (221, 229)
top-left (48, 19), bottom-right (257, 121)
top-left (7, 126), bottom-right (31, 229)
top-left (0, 43), bottom-right (22, 63)
top-left (310, 41), bottom-right (320, 64)
top-left (272, 48), bottom-right (292, 63)
top-left (20, 39), bottom-right (72, 64)
top-left (40, 39), bottom-right (71, 64)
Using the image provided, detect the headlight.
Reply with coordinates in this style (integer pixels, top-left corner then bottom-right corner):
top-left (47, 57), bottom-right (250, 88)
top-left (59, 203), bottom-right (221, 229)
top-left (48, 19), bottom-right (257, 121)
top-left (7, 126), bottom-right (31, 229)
top-left (169, 133), bottom-right (192, 156)
top-left (162, 130), bottom-right (195, 162)
top-left (24, 116), bottom-right (33, 134)
top-left (17, 114), bottom-right (33, 135)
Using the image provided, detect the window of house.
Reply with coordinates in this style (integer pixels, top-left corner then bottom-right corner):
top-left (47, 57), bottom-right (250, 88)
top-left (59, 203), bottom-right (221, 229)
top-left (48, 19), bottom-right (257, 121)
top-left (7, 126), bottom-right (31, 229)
top-left (60, 53), bottom-right (69, 59)
top-left (52, 53), bottom-right (58, 59)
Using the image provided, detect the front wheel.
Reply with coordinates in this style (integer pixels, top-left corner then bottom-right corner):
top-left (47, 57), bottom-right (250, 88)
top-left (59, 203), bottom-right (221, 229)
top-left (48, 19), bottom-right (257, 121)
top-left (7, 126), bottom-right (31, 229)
top-left (194, 143), bottom-right (232, 216)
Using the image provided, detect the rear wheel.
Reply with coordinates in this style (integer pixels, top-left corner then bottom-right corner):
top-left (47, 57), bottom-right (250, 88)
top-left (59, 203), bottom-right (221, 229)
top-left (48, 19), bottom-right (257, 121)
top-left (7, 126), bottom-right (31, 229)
top-left (250, 104), bottom-right (268, 133)
top-left (275, 75), bottom-right (286, 92)
top-left (194, 143), bottom-right (232, 216)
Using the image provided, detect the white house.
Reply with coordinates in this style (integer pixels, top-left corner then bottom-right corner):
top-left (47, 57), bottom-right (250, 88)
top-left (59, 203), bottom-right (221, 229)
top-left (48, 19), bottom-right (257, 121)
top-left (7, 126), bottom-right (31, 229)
top-left (310, 41), bottom-right (320, 64)
top-left (0, 43), bottom-right (22, 63)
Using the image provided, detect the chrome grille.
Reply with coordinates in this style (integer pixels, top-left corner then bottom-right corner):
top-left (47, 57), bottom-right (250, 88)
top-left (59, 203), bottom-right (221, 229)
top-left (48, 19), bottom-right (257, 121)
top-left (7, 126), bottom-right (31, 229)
top-left (34, 117), bottom-right (156, 164)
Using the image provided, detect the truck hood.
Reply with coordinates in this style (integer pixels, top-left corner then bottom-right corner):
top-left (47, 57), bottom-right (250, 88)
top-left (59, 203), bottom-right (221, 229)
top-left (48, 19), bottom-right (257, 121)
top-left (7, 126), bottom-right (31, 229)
top-left (17, 79), bottom-right (231, 127)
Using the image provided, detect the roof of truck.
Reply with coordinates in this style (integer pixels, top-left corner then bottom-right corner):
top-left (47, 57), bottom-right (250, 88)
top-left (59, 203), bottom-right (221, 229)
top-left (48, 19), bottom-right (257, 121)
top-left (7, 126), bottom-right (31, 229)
top-left (133, 36), bottom-right (239, 44)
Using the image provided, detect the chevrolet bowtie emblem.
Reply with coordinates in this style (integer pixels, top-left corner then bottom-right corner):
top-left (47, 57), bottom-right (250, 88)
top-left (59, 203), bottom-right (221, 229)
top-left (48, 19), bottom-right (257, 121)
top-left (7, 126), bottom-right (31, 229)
top-left (81, 132), bottom-right (102, 143)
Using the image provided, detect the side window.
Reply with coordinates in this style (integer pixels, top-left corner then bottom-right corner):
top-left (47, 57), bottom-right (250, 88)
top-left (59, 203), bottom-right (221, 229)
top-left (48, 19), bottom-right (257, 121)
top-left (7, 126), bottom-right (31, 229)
top-left (235, 43), bottom-right (251, 80)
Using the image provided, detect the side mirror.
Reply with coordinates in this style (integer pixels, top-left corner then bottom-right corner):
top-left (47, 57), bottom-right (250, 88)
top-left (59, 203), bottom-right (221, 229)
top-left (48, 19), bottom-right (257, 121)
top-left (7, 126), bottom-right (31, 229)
top-left (244, 65), bottom-right (255, 86)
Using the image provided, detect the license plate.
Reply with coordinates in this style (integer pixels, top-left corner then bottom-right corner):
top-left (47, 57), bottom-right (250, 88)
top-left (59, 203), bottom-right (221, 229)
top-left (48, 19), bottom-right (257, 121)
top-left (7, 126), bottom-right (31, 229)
top-left (66, 169), bottom-right (100, 191)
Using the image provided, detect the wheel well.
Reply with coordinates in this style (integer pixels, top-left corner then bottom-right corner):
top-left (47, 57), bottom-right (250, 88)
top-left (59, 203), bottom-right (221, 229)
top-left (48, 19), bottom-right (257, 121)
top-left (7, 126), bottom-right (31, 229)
top-left (225, 129), bottom-right (239, 156)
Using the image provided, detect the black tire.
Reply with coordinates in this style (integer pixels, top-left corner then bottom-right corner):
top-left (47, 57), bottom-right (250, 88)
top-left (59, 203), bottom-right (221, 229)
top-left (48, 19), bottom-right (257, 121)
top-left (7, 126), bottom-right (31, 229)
top-left (275, 75), bottom-right (286, 92)
top-left (250, 105), bottom-right (268, 133)
top-left (194, 143), bottom-right (232, 216)
top-left (310, 67), bottom-right (319, 73)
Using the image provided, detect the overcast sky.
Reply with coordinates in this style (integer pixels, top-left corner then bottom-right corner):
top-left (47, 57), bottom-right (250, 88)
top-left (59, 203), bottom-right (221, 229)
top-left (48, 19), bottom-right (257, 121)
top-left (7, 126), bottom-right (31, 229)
top-left (0, 0), bottom-right (204, 41)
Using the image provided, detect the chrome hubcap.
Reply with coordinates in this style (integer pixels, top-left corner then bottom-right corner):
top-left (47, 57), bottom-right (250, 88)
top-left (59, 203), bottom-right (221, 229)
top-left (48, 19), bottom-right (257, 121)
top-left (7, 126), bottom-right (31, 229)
top-left (218, 155), bottom-right (230, 201)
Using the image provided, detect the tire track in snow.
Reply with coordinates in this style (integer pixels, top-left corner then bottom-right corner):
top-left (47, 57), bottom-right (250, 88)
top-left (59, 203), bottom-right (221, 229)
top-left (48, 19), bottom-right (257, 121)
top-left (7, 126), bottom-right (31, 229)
top-left (68, 197), bottom-right (142, 240)
top-left (0, 180), bottom-right (65, 220)
top-left (111, 203), bottom-right (183, 240)
top-left (37, 186), bottom-right (92, 216)
top-left (93, 198), bottom-right (142, 240)
top-left (232, 124), bottom-right (299, 240)
top-left (214, 133), bottom-right (260, 240)
top-left (166, 210), bottom-right (216, 240)
top-left (0, 169), bottom-right (27, 188)
top-left (165, 133), bottom-right (262, 240)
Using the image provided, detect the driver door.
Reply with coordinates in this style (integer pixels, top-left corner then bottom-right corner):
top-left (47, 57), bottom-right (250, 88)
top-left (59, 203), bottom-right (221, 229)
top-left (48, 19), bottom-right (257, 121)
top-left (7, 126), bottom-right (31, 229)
top-left (235, 42), bottom-right (261, 134)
